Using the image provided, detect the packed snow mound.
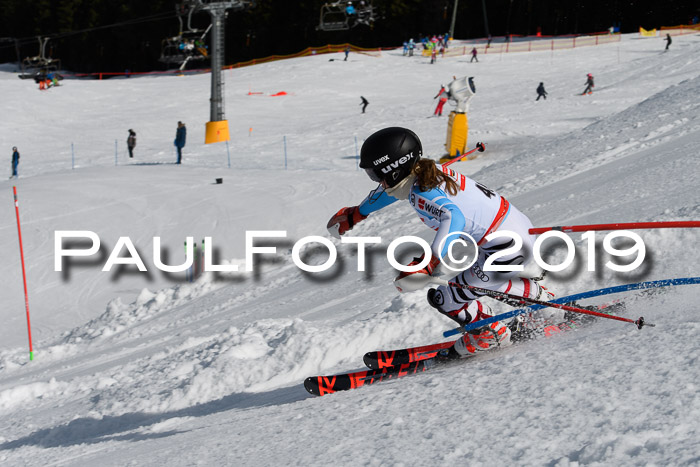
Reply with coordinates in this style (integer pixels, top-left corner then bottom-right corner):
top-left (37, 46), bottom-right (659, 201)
top-left (0, 284), bottom-right (445, 415)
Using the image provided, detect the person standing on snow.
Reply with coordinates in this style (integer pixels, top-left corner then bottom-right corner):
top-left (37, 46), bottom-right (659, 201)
top-left (536, 82), bottom-right (548, 101)
top-left (470, 47), bottom-right (478, 62)
top-left (665, 34), bottom-right (672, 51)
top-left (174, 121), bottom-right (186, 164)
top-left (360, 96), bottom-right (369, 113)
top-left (433, 85), bottom-right (449, 116)
top-left (582, 73), bottom-right (594, 95)
top-left (327, 127), bottom-right (550, 360)
top-left (127, 129), bottom-right (136, 158)
top-left (10, 146), bottom-right (19, 178)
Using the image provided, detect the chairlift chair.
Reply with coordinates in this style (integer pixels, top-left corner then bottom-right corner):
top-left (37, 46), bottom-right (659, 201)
top-left (159, 26), bottom-right (211, 65)
top-left (18, 37), bottom-right (61, 80)
top-left (317, 1), bottom-right (375, 32)
top-left (159, 2), bottom-right (212, 68)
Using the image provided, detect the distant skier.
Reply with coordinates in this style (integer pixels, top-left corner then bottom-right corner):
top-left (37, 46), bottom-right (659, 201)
top-left (174, 122), bottom-right (186, 164)
top-left (127, 129), bottom-right (136, 158)
top-left (470, 47), bottom-right (478, 62)
top-left (327, 127), bottom-right (551, 361)
top-left (433, 85), bottom-right (449, 116)
top-left (36, 74), bottom-right (47, 91)
top-left (536, 82), bottom-right (548, 101)
top-left (10, 146), bottom-right (19, 178)
top-left (581, 73), bottom-right (594, 95)
top-left (344, 45), bottom-right (350, 61)
top-left (360, 96), bottom-right (369, 113)
top-left (665, 34), bottom-right (672, 51)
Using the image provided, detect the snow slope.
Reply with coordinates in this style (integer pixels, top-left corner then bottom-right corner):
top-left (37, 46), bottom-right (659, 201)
top-left (0, 33), bottom-right (699, 466)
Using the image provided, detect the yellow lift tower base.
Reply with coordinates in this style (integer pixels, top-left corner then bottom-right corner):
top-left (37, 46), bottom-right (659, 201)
top-left (444, 111), bottom-right (469, 159)
top-left (205, 120), bottom-right (230, 144)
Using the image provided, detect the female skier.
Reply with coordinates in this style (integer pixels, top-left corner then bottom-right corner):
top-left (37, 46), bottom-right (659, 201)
top-left (327, 127), bottom-right (548, 359)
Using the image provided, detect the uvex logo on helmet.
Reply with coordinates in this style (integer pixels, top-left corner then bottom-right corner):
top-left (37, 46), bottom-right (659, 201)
top-left (380, 151), bottom-right (417, 174)
top-left (373, 155), bottom-right (389, 166)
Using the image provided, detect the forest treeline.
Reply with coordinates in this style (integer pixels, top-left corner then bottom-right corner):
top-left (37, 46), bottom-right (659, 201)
top-left (0, 0), bottom-right (694, 73)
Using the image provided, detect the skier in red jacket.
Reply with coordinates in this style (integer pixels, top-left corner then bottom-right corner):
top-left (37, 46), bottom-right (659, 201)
top-left (433, 85), bottom-right (449, 116)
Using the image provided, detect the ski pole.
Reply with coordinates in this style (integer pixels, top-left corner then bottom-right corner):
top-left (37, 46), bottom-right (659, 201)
top-left (442, 142), bottom-right (485, 167)
top-left (432, 278), bottom-right (654, 329)
top-left (529, 220), bottom-right (700, 235)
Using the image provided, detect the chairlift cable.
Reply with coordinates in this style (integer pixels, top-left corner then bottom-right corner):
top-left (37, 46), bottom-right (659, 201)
top-left (0, 10), bottom-right (177, 51)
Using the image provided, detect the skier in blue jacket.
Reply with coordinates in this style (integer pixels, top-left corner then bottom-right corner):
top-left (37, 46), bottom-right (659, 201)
top-left (174, 122), bottom-right (186, 164)
top-left (327, 127), bottom-right (549, 359)
top-left (11, 147), bottom-right (19, 178)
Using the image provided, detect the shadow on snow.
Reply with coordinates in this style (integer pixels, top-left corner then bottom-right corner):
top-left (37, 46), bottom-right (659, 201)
top-left (0, 384), bottom-right (309, 450)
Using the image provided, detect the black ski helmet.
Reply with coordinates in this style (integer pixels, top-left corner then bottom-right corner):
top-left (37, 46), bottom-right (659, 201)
top-left (359, 127), bottom-right (422, 188)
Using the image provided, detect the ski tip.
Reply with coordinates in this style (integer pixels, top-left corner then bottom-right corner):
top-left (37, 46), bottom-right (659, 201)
top-left (304, 377), bottom-right (320, 396)
top-left (363, 353), bottom-right (376, 370)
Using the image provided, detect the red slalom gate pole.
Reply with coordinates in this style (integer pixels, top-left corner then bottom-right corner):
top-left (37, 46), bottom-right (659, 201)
top-left (12, 186), bottom-right (34, 361)
top-left (529, 221), bottom-right (700, 235)
top-left (442, 142), bottom-right (486, 167)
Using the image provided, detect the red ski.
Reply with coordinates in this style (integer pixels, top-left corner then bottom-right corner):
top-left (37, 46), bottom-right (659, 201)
top-left (362, 341), bottom-right (455, 370)
top-left (304, 360), bottom-right (432, 396)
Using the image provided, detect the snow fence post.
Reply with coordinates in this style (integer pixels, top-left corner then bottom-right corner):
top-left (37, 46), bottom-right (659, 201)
top-left (201, 239), bottom-right (205, 279)
top-left (354, 136), bottom-right (359, 170)
top-left (193, 243), bottom-right (198, 280)
top-left (284, 135), bottom-right (288, 170)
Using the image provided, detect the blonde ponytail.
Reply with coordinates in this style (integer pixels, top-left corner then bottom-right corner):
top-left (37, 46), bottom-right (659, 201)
top-left (413, 159), bottom-right (459, 195)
